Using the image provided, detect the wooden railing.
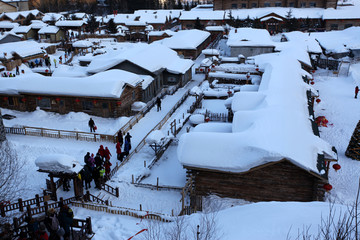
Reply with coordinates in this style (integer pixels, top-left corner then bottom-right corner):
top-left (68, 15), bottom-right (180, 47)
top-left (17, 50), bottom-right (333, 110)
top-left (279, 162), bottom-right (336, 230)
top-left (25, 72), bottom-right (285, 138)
top-left (101, 183), bottom-right (119, 197)
top-left (108, 90), bottom-right (190, 180)
top-left (188, 94), bottom-right (203, 114)
top-left (84, 191), bottom-right (109, 206)
top-left (179, 176), bottom-right (195, 216)
top-left (0, 194), bottom-right (45, 217)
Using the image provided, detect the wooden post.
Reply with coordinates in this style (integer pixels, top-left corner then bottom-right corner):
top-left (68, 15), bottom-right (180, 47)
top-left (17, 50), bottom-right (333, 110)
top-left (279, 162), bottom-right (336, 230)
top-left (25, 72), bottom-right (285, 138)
top-left (144, 161), bottom-right (146, 168)
top-left (13, 217), bottom-right (19, 229)
top-left (181, 192), bottom-right (184, 211)
top-left (172, 209), bottom-right (174, 216)
top-left (0, 203), bottom-right (5, 217)
top-left (41, 128), bottom-right (44, 136)
top-left (59, 197), bottom-right (64, 207)
top-left (58, 130), bottom-right (60, 138)
top-left (86, 191), bottom-right (90, 202)
top-left (115, 187), bottom-right (119, 198)
top-left (76, 132), bottom-right (79, 140)
top-left (94, 134), bottom-right (96, 142)
top-left (105, 200), bottom-right (109, 206)
top-left (140, 204), bottom-right (142, 211)
top-left (35, 194), bottom-right (40, 207)
top-left (156, 177), bottom-right (159, 191)
top-left (86, 217), bottom-right (93, 234)
top-left (44, 201), bottom-right (48, 213)
top-left (18, 198), bottom-right (23, 212)
top-left (132, 175), bottom-right (134, 184)
top-left (26, 205), bottom-right (32, 218)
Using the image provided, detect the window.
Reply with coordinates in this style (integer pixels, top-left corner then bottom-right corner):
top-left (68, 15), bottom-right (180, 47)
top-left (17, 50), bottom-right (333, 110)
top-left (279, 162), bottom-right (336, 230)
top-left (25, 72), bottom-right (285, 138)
top-left (132, 91), bottom-right (136, 100)
top-left (330, 24), bottom-right (338, 30)
top-left (82, 101), bottom-right (93, 111)
top-left (102, 103), bottom-right (108, 109)
top-left (275, 2), bottom-right (281, 6)
top-left (241, 3), bottom-right (246, 8)
top-left (264, 2), bottom-right (271, 7)
top-left (251, 2), bottom-right (257, 7)
top-left (37, 98), bottom-right (51, 109)
top-left (300, 2), bottom-right (306, 7)
top-left (289, 2), bottom-right (295, 7)
top-left (231, 3), bottom-right (238, 8)
top-left (8, 96), bottom-right (14, 106)
top-left (309, 2), bottom-right (316, 7)
top-left (168, 76), bottom-right (177, 83)
top-left (345, 24), bottom-right (353, 29)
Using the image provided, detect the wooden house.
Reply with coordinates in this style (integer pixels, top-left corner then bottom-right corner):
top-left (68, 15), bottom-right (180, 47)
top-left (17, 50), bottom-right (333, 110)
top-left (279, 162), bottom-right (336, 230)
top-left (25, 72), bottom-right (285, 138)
top-left (0, 32), bottom-right (22, 44)
top-left (0, 10), bottom-right (42, 24)
top-left (0, 70), bottom-right (145, 117)
top-left (55, 20), bottom-right (87, 37)
top-left (0, 1), bottom-right (17, 13)
top-left (38, 26), bottom-right (65, 43)
top-left (0, 20), bottom-right (19, 31)
top-left (148, 30), bottom-right (174, 43)
top-left (159, 29), bottom-right (211, 59)
top-left (258, 13), bottom-right (285, 33)
top-left (178, 51), bottom-right (337, 206)
top-left (12, 25), bottom-right (36, 39)
top-left (179, 11), bottom-right (225, 30)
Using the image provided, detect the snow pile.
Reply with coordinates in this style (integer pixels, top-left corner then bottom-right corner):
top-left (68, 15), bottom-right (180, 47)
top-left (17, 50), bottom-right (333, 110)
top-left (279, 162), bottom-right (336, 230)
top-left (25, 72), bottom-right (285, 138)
top-left (227, 28), bottom-right (275, 47)
top-left (72, 40), bottom-right (93, 48)
top-left (178, 50), bottom-right (336, 175)
top-left (193, 122), bottom-right (232, 133)
top-left (38, 26), bottom-right (59, 34)
top-left (0, 40), bottom-right (45, 59)
top-left (280, 31), bottom-right (322, 54)
top-left (189, 114), bottom-right (204, 125)
top-left (35, 154), bottom-right (82, 174)
top-left (131, 101), bottom-right (146, 111)
top-left (146, 130), bottom-right (166, 144)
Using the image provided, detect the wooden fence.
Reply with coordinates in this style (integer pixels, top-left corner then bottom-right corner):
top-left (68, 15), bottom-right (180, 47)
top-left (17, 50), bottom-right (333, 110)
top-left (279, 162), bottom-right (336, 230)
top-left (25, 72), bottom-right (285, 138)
top-left (101, 183), bottom-right (119, 198)
top-left (0, 194), bottom-right (45, 217)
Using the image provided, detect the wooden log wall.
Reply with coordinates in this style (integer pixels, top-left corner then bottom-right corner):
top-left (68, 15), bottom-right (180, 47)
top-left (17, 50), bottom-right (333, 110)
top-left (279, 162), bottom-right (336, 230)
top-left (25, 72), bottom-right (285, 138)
top-left (187, 160), bottom-right (326, 202)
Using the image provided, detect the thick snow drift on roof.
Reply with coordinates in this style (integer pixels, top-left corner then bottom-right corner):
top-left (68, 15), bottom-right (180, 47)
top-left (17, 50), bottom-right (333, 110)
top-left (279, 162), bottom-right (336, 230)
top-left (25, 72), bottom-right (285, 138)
top-left (231, 92), bottom-right (266, 112)
top-left (178, 51), bottom-right (336, 175)
top-left (281, 31), bottom-right (322, 54)
top-left (0, 40), bottom-right (45, 59)
top-left (148, 30), bottom-right (174, 37)
top-left (72, 40), bottom-right (93, 48)
top-left (0, 21), bottom-right (19, 29)
top-left (12, 26), bottom-right (31, 33)
top-left (56, 20), bottom-right (86, 27)
top-left (0, 70), bottom-right (142, 98)
top-left (35, 154), bottom-right (82, 174)
top-left (87, 42), bottom-right (193, 75)
top-left (38, 26), bottom-right (59, 34)
top-left (157, 29), bottom-right (210, 50)
top-left (179, 10), bottom-right (225, 20)
top-left (312, 27), bottom-right (360, 53)
top-left (30, 20), bottom-right (47, 29)
top-left (42, 13), bottom-right (64, 22)
top-left (227, 28), bottom-right (275, 47)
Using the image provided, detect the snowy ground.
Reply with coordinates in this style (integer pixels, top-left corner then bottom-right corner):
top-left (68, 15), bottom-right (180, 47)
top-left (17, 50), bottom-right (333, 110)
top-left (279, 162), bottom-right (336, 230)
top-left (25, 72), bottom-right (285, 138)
top-left (2, 36), bottom-right (360, 239)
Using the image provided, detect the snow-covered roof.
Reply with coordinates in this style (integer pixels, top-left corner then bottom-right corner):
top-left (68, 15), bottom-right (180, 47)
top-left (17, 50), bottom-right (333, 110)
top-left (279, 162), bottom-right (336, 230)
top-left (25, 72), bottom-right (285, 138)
top-left (71, 12), bottom-right (87, 19)
top-left (1, 10), bottom-right (41, 21)
top-left (72, 40), bottom-right (93, 48)
top-left (281, 31), bottom-right (322, 54)
top-left (87, 42), bottom-right (194, 75)
top-left (30, 20), bottom-right (47, 30)
top-left (42, 13), bottom-right (64, 22)
top-left (202, 49), bottom-right (220, 55)
top-left (0, 40), bottom-right (45, 59)
top-left (190, 4), bottom-right (214, 11)
top-left (55, 20), bottom-right (86, 27)
top-left (35, 154), bottom-right (82, 174)
top-left (205, 25), bottom-right (225, 31)
top-left (260, 16), bottom-right (283, 22)
top-left (38, 26), bottom-right (59, 34)
top-left (157, 29), bottom-right (210, 50)
top-left (0, 70), bottom-right (142, 98)
top-left (0, 31), bottom-right (21, 41)
top-left (125, 21), bottom-right (148, 26)
top-left (311, 27), bottom-right (360, 53)
top-left (179, 10), bottom-right (225, 20)
top-left (227, 28), bottom-right (275, 47)
top-left (148, 30), bottom-right (175, 37)
top-left (178, 49), bottom-right (336, 176)
top-left (12, 25), bottom-right (31, 33)
top-left (134, 9), bottom-right (183, 19)
top-left (0, 21), bottom-right (19, 29)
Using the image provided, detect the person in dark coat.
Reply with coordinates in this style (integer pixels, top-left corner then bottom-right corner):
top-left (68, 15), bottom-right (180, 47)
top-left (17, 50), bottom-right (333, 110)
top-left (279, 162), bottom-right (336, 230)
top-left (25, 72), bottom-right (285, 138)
top-left (117, 130), bottom-right (123, 147)
top-left (44, 208), bottom-right (60, 240)
top-left (116, 142), bottom-right (122, 161)
top-left (93, 166), bottom-right (103, 189)
top-left (125, 132), bottom-right (132, 143)
top-left (94, 153), bottom-right (103, 167)
top-left (58, 205), bottom-right (73, 240)
top-left (25, 216), bottom-right (39, 239)
top-left (87, 153), bottom-right (95, 170)
top-left (124, 139), bottom-right (131, 157)
top-left (156, 97), bottom-right (161, 111)
top-left (88, 118), bottom-right (95, 132)
top-left (16, 65), bottom-right (20, 75)
top-left (355, 86), bottom-right (359, 99)
top-left (84, 152), bottom-right (90, 165)
top-left (81, 165), bottom-right (92, 189)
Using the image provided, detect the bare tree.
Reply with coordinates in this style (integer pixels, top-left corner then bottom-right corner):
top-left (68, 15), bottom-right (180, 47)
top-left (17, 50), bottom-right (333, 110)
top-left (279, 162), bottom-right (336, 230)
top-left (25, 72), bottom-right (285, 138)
top-left (0, 141), bottom-right (24, 204)
top-left (140, 219), bottom-right (164, 240)
top-left (165, 213), bottom-right (189, 240)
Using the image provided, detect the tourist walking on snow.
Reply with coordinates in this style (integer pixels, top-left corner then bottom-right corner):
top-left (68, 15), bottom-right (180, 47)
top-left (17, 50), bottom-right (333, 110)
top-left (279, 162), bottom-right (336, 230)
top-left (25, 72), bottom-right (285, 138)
top-left (53, 58), bottom-right (57, 68)
top-left (97, 145), bottom-right (105, 160)
top-left (125, 132), bottom-right (132, 143)
top-left (104, 159), bottom-right (112, 180)
top-left (94, 153), bottom-right (103, 167)
top-left (81, 165), bottom-right (92, 189)
top-left (124, 138), bottom-right (131, 157)
top-left (58, 205), bottom-right (74, 240)
top-left (117, 130), bottom-right (123, 147)
top-left (355, 86), bottom-right (359, 99)
top-left (156, 97), bottom-right (161, 112)
top-left (16, 65), bottom-right (20, 75)
top-left (88, 118), bottom-right (96, 132)
top-left (116, 141), bottom-right (122, 161)
top-left (104, 147), bottom-right (111, 161)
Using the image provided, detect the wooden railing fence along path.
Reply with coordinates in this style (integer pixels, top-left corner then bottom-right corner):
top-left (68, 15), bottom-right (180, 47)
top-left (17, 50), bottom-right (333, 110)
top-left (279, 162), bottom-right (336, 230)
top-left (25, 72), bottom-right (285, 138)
top-left (0, 194), bottom-right (45, 217)
top-left (108, 90), bottom-right (191, 180)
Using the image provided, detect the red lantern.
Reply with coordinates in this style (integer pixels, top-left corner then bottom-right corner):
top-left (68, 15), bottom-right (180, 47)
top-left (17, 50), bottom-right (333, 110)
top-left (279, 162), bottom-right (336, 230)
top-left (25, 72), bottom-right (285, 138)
top-left (55, 98), bottom-right (61, 102)
top-left (212, 64), bottom-right (215, 68)
top-left (256, 68), bottom-right (259, 71)
top-left (116, 101), bottom-right (122, 105)
top-left (75, 98), bottom-right (80, 103)
top-left (45, 69), bottom-right (48, 73)
top-left (323, 183), bottom-right (332, 192)
top-left (310, 81), bottom-right (314, 85)
top-left (227, 91), bottom-right (232, 95)
top-left (312, 70), bottom-right (316, 73)
top-left (207, 68), bottom-right (210, 72)
top-left (316, 98), bottom-right (321, 103)
top-left (37, 97), bottom-right (42, 100)
top-left (92, 100), bottom-right (98, 104)
top-left (333, 163), bottom-right (341, 171)
top-left (21, 97), bottom-right (26, 102)
top-left (3, 97), bottom-right (8, 101)
top-left (200, 68), bottom-right (203, 72)
top-left (205, 117), bottom-right (210, 122)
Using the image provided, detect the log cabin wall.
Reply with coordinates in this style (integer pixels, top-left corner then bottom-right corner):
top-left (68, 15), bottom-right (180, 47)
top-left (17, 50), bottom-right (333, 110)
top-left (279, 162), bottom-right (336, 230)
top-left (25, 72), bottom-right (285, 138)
top-left (187, 160), bottom-right (325, 202)
top-left (0, 85), bottom-right (143, 118)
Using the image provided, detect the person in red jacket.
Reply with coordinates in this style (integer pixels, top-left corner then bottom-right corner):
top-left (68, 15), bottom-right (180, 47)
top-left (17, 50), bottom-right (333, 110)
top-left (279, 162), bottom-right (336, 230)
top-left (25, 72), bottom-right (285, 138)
top-left (97, 145), bottom-right (105, 160)
top-left (104, 147), bottom-right (111, 161)
top-left (104, 159), bottom-right (112, 180)
top-left (355, 86), bottom-right (359, 99)
top-left (116, 142), bottom-right (122, 161)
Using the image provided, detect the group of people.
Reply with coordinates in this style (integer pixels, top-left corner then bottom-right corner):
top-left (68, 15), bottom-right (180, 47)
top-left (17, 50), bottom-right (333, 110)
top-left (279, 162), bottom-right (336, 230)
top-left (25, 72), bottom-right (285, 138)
top-left (17, 204), bottom-right (74, 240)
top-left (116, 131), bottom-right (132, 162)
top-left (81, 145), bottom-right (112, 189)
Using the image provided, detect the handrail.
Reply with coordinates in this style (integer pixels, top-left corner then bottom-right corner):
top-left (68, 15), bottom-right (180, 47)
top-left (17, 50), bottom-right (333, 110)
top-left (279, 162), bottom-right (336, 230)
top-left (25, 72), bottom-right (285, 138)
top-left (101, 183), bottom-right (119, 197)
top-left (0, 194), bottom-right (45, 217)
